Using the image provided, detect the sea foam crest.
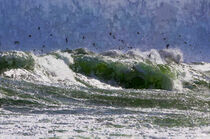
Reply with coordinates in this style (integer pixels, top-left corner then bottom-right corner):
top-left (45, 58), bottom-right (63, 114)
top-left (159, 48), bottom-right (183, 64)
top-left (0, 49), bottom-right (209, 91)
top-left (0, 51), bottom-right (35, 72)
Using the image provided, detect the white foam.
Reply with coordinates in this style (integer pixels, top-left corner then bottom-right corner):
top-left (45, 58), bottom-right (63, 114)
top-left (1, 51), bottom-right (122, 90)
top-left (1, 49), bottom-right (209, 91)
top-left (159, 48), bottom-right (183, 64)
top-left (190, 63), bottom-right (210, 72)
top-left (100, 50), bottom-right (124, 58)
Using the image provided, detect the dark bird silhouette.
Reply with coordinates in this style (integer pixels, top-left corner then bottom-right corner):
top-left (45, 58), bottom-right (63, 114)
top-left (66, 38), bottom-right (68, 43)
top-left (42, 45), bottom-right (45, 48)
top-left (184, 41), bottom-right (187, 44)
top-left (28, 35), bottom-right (32, 38)
top-left (137, 32), bottom-right (140, 35)
top-left (166, 44), bottom-right (170, 49)
top-left (14, 41), bottom-right (20, 45)
top-left (163, 38), bottom-right (166, 40)
top-left (92, 43), bottom-right (96, 46)
top-left (38, 27), bottom-right (40, 30)
top-left (50, 34), bottom-right (53, 37)
top-left (109, 32), bottom-right (112, 36)
top-left (82, 36), bottom-right (85, 40)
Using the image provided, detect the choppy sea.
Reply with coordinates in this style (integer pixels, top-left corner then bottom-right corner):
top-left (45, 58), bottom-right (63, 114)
top-left (0, 48), bottom-right (210, 138)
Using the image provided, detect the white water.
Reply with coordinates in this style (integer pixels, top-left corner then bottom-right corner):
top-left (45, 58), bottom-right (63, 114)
top-left (0, 0), bottom-right (209, 138)
top-left (1, 48), bottom-right (209, 91)
top-left (0, 49), bottom-right (209, 138)
top-left (1, 107), bottom-right (210, 138)
top-left (2, 50), bottom-right (122, 90)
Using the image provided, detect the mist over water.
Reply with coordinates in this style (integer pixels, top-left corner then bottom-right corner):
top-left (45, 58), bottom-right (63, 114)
top-left (0, 0), bottom-right (209, 62)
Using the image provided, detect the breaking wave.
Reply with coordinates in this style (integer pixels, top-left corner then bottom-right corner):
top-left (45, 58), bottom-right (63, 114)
top-left (0, 48), bottom-right (209, 92)
top-left (0, 48), bottom-right (210, 137)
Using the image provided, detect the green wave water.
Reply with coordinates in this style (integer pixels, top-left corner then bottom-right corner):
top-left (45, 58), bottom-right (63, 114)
top-left (0, 49), bottom-right (210, 138)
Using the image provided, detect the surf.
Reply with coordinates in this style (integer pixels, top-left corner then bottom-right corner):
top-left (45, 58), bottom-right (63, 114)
top-left (0, 48), bottom-right (209, 91)
top-left (0, 48), bottom-right (210, 138)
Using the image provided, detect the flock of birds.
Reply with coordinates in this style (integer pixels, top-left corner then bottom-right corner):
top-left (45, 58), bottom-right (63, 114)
top-left (0, 26), bottom-right (193, 53)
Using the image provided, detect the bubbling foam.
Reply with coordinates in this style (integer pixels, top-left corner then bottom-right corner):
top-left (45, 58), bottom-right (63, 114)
top-left (0, 48), bottom-right (209, 91)
top-left (159, 48), bottom-right (183, 64)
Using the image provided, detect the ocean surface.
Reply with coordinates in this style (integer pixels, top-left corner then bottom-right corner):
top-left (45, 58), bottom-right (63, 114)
top-left (0, 0), bottom-right (209, 138)
top-left (0, 48), bottom-right (210, 138)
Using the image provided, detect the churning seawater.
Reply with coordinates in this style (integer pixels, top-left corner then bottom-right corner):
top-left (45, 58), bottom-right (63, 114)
top-left (0, 48), bottom-right (210, 138)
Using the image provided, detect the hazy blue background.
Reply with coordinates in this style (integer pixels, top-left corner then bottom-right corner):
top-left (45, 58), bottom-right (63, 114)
top-left (0, 0), bottom-right (209, 62)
